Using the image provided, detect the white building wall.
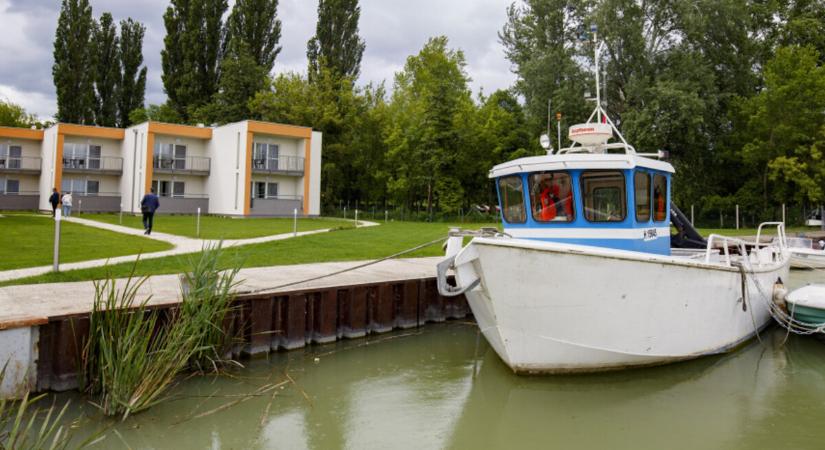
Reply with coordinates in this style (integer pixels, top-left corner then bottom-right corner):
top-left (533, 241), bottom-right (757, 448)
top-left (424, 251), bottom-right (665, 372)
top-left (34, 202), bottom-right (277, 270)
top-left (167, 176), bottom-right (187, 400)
top-left (1, 138), bottom-right (40, 158)
top-left (208, 122), bottom-right (248, 215)
top-left (62, 136), bottom-right (121, 158)
top-left (38, 126), bottom-right (59, 211)
top-left (122, 123), bottom-right (149, 213)
top-left (309, 131), bottom-right (322, 216)
top-left (153, 134), bottom-right (209, 156)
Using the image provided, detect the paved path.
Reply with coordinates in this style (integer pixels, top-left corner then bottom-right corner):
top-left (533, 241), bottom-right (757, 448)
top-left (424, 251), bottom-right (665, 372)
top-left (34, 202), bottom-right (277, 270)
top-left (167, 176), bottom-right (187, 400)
top-left (0, 256), bottom-right (442, 327)
top-left (0, 216), bottom-right (377, 283)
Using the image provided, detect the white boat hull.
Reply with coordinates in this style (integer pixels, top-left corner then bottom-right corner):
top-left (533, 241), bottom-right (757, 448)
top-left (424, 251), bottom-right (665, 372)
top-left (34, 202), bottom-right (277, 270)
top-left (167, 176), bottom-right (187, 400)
top-left (790, 249), bottom-right (825, 269)
top-left (452, 238), bottom-right (789, 374)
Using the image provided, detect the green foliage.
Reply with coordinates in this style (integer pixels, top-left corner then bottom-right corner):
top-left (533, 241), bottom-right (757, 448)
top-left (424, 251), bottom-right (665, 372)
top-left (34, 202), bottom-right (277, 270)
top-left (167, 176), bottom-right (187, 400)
top-left (192, 41), bottom-right (267, 124)
top-left (162, 0), bottom-right (229, 121)
top-left (53, 0), bottom-right (96, 124)
top-left (92, 13), bottom-right (120, 127)
top-left (0, 100), bottom-right (37, 128)
top-left (128, 103), bottom-right (182, 125)
top-left (307, 0), bottom-right (366, 81)
top-left (118, 18), bottom-right (148, 127)
top-left (224, 0), bottom-right (282, 73)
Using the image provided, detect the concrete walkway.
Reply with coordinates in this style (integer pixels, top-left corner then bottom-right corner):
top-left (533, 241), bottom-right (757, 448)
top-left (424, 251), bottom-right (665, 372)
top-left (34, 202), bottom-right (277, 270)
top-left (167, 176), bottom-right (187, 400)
top-left (0, 216), bottom-right (377, 283)
top-left (0, 256), bottom-right (442, 327)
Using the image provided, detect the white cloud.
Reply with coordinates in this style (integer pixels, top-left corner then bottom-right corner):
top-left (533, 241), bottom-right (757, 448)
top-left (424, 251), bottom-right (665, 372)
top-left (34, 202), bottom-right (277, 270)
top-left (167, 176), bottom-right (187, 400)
top-left (0, 0), bottom-right (517, 118)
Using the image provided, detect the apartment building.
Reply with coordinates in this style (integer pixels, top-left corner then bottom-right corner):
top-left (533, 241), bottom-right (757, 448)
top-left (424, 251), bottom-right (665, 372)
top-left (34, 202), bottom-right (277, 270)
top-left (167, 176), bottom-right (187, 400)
top-left (0, 120), bottom-right (321, 216)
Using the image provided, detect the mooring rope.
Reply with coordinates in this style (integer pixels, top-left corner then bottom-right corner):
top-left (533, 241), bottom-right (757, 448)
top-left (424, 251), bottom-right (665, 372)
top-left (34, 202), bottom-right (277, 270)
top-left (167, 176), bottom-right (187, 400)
top-left (242, 235), bottom-right (450, 296)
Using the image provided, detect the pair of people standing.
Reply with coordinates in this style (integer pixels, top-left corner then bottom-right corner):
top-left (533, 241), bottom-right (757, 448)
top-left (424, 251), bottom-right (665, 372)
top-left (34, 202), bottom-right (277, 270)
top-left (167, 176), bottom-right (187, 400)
top-left (48, 188), bottom-right (73, 217)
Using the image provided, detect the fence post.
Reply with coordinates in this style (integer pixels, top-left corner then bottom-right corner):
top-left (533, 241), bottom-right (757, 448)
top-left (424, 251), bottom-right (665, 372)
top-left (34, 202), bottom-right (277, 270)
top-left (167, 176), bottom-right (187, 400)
top-left (343, 206), bottom-right (347, 220)
top-left (385, 210), bottom-right (388, 223)
top-left (119, 203), bottom-right (123, 225)
top-left (782, 203), bottom-right (786, 225)
top-left (293, 208), bottom-right (298, 237)
top-left (690, 204), bottom-right (694, 226)
top-left (355, 209), bottom-right (359, 228)
top-left (735, 204), bottom-right (739, 230)
top-left (78, 199), bottom-right (82, 215)
top-left (196, 207), bottom-right (201, 238)
top-left (53, 209), bottom-right (62, 272)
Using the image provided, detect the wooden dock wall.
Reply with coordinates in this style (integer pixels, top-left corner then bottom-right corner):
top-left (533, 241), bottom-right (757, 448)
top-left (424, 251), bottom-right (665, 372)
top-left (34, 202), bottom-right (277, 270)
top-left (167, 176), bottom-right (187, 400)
top-left (35, 277), bottom-right (469, 392)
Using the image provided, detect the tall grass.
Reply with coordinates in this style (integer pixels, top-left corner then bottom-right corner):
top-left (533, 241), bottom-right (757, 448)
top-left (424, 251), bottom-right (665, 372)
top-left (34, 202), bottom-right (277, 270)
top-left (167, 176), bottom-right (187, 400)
top-left (81, 245), bottom-right (241, 419)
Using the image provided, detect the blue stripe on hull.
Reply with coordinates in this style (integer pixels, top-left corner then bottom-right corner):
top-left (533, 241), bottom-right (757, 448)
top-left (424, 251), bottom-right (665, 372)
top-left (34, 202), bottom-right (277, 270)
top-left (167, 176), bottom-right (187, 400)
top-left (521, 237), bottom-right (671, 255)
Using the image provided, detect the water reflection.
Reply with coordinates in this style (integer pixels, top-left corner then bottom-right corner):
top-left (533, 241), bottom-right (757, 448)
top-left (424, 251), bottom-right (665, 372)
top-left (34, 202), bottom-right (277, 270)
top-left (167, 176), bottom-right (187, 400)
top-left (52, 271), bottom-right (825, 449)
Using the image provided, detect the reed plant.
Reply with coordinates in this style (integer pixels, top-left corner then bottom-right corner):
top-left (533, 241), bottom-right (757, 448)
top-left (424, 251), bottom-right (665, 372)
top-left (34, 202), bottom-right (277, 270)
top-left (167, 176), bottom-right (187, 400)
top-left (81, 245), bottom-right (242, 419)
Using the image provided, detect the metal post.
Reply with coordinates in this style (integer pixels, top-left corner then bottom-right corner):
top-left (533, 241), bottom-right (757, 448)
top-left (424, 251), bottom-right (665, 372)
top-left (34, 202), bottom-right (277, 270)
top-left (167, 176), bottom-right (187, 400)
top-left (355, 209), bottom-right (359, 228)
top-left (119, 203), bottom-right (123, 225)
top-left (293, 208), bottom-right (298, 237)
top-left (720, 211), bottom-right (723, 228)
top-left (782, 203), bottom-right (786, 225)
top-left (53, 210), bottom-right (62, 272)
top-left (385, 210), bottom-right (388, 222)
top-left (690, 204), bottom-right (694, 226)
top-left (196, 207), bottom-right (201, 238)
top-left (557, 118), bottom-right (562, 151)
top-left (343, 206), bottom-right (347, 220)
top-left (78, 199), bottom-right (82, 216)
top-left (735, 204), bottom-right (739, 230)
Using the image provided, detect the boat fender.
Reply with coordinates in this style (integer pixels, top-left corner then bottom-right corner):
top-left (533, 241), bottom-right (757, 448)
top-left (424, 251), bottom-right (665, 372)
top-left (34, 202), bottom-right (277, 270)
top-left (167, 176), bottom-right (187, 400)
top-left (436, 255), bottom-right (481, 297)
top-left (772, 278), bottom-right (787, 310)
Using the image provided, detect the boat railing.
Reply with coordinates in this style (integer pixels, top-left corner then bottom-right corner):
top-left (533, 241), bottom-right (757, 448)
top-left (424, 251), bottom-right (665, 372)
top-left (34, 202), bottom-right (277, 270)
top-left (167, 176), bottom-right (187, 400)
top-left (704, 222), bottom-right (787, 267)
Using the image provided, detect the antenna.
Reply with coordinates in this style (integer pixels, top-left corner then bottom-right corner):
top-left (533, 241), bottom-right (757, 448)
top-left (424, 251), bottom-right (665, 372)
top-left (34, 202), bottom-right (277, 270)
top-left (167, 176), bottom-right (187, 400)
top-left (591, 23), bottom-right (601, 123)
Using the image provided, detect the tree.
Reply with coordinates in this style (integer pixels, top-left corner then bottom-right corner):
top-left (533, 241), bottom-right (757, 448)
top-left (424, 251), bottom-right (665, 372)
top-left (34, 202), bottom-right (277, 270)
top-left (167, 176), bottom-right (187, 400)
top-left (0, 100), bottom-right (37, 128)
top-left (306, 0), bottom-right (366, 82)
top-left (161, 0), bottom-right (228, 121)
top-left (224, 0), bottom-right (282, 73)
top-left (92, 12), bottom-right (120, 127)
top-left (53, 0), bottom-right (96, 124)
top-left (119, 18), bottom-right (148, 127)
top-left (192, 41), bottom-right (267, 124)
top-left (128, 103), bottom-right (182, 125)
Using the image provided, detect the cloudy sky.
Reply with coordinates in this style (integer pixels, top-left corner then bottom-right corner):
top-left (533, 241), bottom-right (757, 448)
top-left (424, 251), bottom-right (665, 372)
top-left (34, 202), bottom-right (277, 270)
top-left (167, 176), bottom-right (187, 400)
top-left (0, 0), bottom-right (517, 120)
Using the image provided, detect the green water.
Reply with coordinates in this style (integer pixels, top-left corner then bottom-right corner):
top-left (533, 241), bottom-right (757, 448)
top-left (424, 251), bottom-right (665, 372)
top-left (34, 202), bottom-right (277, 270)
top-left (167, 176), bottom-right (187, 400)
top-left (56, 271), bottom-right (825, 449)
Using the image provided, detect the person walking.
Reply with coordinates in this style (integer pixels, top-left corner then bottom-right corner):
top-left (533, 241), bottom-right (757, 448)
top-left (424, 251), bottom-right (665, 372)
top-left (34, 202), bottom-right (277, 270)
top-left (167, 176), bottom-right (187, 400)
top-left (61, 191), bottom-right (73, 217)
top-left (48, 188), bottom-right (60, 217)
top-left (140, 188), bottom-right (160, 235)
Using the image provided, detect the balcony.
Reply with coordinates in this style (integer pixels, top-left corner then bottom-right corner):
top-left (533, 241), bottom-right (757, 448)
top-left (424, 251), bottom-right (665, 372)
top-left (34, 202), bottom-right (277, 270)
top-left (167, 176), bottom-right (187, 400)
top-left (249, 195), bottom-right (303, 216)
top-left (63, 157), bottom-right (123, 175)
top-left (155, 193), bottom-right (209, 214)
top-left (73, 192), bottom-right (121, 213)
top-left (153, 156), bottom-right (211, 176)
top-left (0, 156), bottom-right (41, 175)
top-left (0, 190), bottom-right (39, 210)
top-left (251, 156), bottom-right (305, 176)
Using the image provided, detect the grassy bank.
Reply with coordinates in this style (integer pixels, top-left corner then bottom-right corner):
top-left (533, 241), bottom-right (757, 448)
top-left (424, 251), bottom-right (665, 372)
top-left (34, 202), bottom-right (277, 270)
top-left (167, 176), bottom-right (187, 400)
top-left (1, 221), bottom-right (487, 286)
top-left (0, 214), bottom-right (172, 271)
top-left (81, 213), bottom-right (354, 239)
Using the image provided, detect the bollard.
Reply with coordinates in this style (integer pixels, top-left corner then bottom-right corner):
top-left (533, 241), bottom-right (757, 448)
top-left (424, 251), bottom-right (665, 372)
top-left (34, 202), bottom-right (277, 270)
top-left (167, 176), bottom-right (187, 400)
top-left (385, 210), bottom-right (388, 223)
top-left (197, 207), bottom-right (201, 238)
top-left (78, 199), bottom-right (82, 216)
top-left (293, 208), bottom-right (298, 237)
top-left (355, 209), bottom-right (359, 228)
top-left (735, 204), bottom-right (739, 230)
top-left (53, 209), bottom-right (62, 272)
top-left (119, 203), bottom-right (123, 224)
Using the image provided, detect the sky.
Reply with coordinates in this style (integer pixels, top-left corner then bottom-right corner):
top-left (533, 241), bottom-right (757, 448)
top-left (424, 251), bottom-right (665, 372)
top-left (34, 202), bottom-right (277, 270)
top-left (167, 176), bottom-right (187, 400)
top-left (0, 0), bottom-right (517, 121)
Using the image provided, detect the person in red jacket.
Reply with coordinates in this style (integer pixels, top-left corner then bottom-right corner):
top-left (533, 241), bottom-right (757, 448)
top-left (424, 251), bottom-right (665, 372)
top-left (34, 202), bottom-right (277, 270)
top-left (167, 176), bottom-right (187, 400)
top-left (538, 179), bottom-right (558, 221)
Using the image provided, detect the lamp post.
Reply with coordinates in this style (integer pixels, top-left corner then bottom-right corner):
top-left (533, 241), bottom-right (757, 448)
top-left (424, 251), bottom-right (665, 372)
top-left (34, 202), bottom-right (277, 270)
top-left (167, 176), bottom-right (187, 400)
top-left (53, 209), bottom-right (62, 272)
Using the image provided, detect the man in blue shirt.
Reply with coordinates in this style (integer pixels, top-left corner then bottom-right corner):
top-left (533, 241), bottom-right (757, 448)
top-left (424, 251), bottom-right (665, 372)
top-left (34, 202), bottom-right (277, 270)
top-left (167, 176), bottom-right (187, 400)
top-left (140, 188), bottom-right (160, 235)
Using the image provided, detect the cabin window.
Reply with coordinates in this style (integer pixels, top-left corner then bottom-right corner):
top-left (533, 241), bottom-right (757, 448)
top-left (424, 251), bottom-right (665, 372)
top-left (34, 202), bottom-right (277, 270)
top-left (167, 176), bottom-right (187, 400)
top-left (529, 172), bottom-right (574, 222)
top-left (634, 172), bottom-right (651, 222)
top-left (498, 176), bottom-right (526, 223)
top-left (653, 174), bottom-right (667, 221)
top-left (581, 171), bottom-right (626, 222)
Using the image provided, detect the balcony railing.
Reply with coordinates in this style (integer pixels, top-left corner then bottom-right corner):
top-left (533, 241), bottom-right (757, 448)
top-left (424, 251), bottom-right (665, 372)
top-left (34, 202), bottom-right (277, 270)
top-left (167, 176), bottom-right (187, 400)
top-left (153, 156), bottom-right (211, 175)
top-left (63, 157), bottom-right (123, 175)
top-left (0, 156), bottom-right (41, 174)
top-left (0, 189), bottom-right (38, 196)
top-left (156, 193), bottom-right (209, 199)
top-left (251, 156), bottom-right (305, 176)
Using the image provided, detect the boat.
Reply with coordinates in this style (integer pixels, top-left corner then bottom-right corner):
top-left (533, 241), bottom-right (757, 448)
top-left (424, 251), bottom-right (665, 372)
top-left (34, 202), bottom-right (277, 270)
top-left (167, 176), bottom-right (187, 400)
top-left (785, 285), bottom-right (825, 327)
top-left (805, 210), bottom-right (822, 227)
top-left (436, 29), bottom-right (792, 374)
top-left (786, 237), bottom-right (825, 269)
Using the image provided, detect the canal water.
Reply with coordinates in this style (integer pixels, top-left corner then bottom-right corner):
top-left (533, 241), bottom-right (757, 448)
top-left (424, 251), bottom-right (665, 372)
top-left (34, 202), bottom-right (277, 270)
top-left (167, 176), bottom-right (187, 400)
top-left (57, 271), bottom-right (825, 449)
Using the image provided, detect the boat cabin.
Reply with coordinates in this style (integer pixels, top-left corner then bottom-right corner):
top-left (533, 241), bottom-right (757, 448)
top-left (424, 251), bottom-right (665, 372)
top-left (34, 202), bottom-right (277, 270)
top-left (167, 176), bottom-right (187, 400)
top-left (491, 149), bottom-right (675, 256)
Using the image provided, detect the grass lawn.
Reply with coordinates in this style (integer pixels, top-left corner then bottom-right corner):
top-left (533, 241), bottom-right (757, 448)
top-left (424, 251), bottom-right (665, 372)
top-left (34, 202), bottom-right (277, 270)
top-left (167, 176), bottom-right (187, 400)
top-left (696, 226), bottom-right (810, 237)
top-left (1, 221), bottom-right (496, 286)
top-left (81, 213), bottom-right (354, 239)
top-left (0, 214), bottom-right (173, 271)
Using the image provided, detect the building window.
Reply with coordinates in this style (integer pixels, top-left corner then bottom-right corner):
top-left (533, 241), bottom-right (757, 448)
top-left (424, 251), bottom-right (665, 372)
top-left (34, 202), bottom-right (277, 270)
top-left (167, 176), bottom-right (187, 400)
top-left (0, 177), bottom-right (17, 194)
top-left (156, 143), bottom-right (187, 169)
top-left (253, 181), bottom-right (279, 199)
top-left (653, 174), bottom-right (667, 222)
top-left (267, 182), bottom-right (278, 198)
top-left (153, 180), bottom-right (185, 197)
top-left (529, 171), bottom-right (574, 223)
top-left (61, 177), bottom-right (98, 195)
top-left (173, 181), bottom-right (185, 198)
top-left (498, 175), bottom-right (526, 224)
top-left (87, 145), bottom-right (101, 169)
top-left (253, 143), bottom-right (279, 170)
top-left (634, 172), bottom-right (651, 222)
top-left (0, 145), bottom-right (22, 169)
top-left (581, 171), bottom-right (626, 222)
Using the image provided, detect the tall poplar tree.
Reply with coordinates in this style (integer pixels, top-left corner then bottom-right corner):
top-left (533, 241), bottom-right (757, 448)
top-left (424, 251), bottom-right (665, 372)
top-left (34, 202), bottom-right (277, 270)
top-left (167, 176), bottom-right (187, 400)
top-left (161, 0), bottom-right (228, 120)
top-left (306, 0), bottom-right (366, 82)
top-left (92, 12), bottom-right (120, 127)
top-left (53, 0), bottom-right (96, 124)
top-left (119, 18), bottom-right (148, 127)
top-left (224, 0), bottom-right (282, 73)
